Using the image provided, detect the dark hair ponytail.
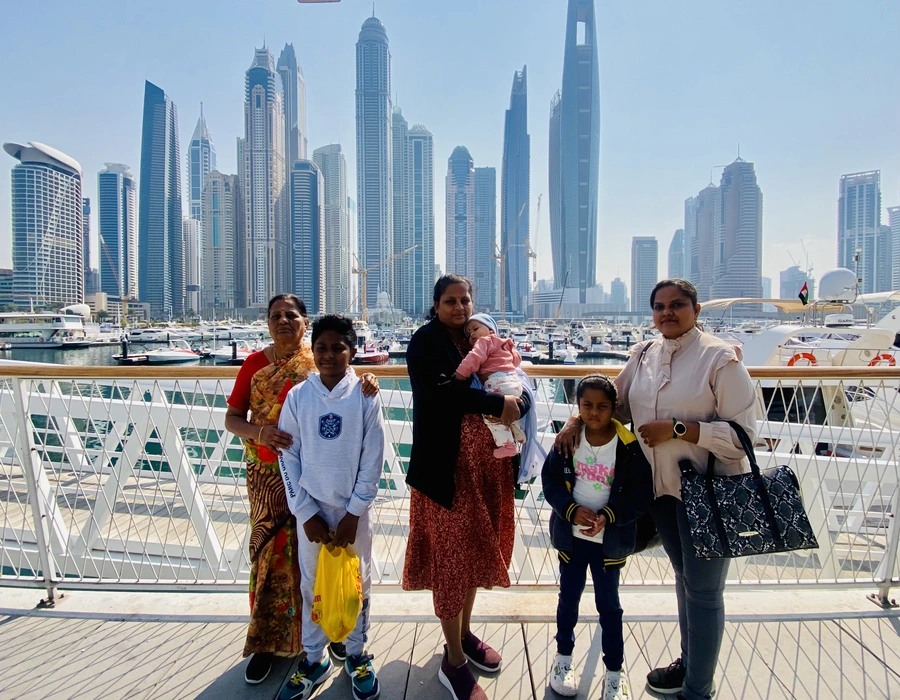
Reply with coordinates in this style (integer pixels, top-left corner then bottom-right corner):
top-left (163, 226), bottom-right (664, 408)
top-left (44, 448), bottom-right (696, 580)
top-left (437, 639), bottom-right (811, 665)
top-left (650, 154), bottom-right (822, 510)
top-left (427, 274), bottom-right (474, 319)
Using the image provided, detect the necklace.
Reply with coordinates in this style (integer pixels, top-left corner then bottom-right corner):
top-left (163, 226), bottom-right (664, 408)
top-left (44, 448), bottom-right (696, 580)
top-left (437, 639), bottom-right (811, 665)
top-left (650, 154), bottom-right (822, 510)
top-left (585, 432), bottom-right (613, 463)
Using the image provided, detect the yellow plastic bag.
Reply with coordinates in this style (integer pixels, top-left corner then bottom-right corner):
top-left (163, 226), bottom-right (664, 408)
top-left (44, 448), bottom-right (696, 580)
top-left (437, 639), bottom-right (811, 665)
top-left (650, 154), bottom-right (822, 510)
top-left (311, 544), bottom-right (362, 643)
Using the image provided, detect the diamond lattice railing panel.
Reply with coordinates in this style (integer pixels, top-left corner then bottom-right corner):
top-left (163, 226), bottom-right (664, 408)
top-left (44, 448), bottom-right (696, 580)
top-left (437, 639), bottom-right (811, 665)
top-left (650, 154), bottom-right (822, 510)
top-left (0, 370), bottom-right (897, 590)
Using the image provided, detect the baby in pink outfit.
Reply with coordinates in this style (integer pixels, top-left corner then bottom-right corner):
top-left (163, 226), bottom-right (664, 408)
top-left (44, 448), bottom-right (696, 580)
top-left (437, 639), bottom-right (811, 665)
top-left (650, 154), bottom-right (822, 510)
top-left (454, 313), bottom-right (525, 457)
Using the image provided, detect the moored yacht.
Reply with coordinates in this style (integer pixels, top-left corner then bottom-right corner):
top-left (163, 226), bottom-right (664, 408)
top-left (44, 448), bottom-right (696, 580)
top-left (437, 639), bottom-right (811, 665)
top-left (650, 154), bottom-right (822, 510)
top-left (0, 312), bottom-right (89, 348)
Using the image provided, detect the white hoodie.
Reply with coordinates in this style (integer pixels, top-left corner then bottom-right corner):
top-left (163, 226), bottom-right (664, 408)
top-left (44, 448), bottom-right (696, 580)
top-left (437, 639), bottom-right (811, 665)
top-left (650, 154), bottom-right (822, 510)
top-left (277, 369), bottom-right (385, 524)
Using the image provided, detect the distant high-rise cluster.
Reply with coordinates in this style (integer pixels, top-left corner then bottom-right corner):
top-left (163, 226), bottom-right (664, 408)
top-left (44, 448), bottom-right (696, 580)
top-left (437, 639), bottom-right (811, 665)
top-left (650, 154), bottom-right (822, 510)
top-left (7, 1), bottom-right (897, 321)
top-left (685, 159), bottom-right (763, 302)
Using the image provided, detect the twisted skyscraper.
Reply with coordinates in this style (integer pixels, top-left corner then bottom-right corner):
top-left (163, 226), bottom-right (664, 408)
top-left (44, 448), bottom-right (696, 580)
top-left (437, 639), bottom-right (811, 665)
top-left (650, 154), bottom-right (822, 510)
top-left (550, 0), bottom-right (600, 302)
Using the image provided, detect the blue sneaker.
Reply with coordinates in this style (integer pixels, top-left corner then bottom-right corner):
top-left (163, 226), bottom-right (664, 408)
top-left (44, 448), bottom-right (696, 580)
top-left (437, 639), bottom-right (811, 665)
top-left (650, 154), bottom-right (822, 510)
top-left (279, 655), bottom-right (333, 700)
top-left (345, 653), bottom-right (380, 700)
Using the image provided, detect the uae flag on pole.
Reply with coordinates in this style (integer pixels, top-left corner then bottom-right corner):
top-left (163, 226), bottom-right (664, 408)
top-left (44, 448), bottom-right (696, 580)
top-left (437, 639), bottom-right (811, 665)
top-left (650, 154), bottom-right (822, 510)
top-left (798, 281), bottom-right (809, 305)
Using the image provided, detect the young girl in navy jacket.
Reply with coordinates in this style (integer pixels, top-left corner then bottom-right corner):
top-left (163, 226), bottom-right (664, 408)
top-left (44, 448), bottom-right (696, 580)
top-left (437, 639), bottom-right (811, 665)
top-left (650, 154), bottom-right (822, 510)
top-left (541, 375), bottom-right (652, 700)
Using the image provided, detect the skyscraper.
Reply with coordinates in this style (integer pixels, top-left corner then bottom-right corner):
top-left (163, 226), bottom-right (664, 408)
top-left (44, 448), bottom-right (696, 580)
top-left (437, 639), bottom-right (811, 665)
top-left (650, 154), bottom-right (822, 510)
top-left (82, 198), bottom-right (94, 294)
top-left (837, 171), bottom-right (885, 294)
top-left (201, 171), bottom-right (240, 312)
top-left (610, 277), bottom-right (627, 307)
top-left (501, 66), bottom-right (530, 316)
top-left (4, 141), bottom-right (83, 308)
top-left (685, 185), bottom-right (719, 302)
top-left (667, 228), bottom-right (686, 279)
top-left (356, 16), bottom-right (393, 310)
top-left (551, 0), bottom-right (600, 302)
top-left (138, 81), bottom-right (183, 318)
top-left (98, 163), bottom-right (138, 300)
top-left (243, 47), bottom-right (288, 308)
top-left (474, 167), bottom-right (497, 311)
top-left (186, 108), bottom-right (214, 317)
top-left (889, 206), bottom-right (900, 292)
top-left (347, 197), bottom-right (358, 313)
top-left (408, 126), bottom-right (435, 316)
top-left (313, 144), bottom-right (350, 314)
top-left (446, 146), bottom-right (476, 281)
top-left (277, 43), bottom-right (308, 164)
top-left (392, 106), bottom-right (412, 313)
top-left (631, 236), bottom-right (658, 314)
top-left (187, 105), bottom-right (216, 222)
top-left (182, 218), bottom-right (201, 314)
top-left (289, 161), bottom-right (325, 313)
top-left (710, 158), bottom-right (763, 299)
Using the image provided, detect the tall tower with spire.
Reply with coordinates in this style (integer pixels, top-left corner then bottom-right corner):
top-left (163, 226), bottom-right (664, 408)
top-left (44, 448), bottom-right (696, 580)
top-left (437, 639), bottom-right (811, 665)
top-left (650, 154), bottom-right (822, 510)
top-left (186, 106), bottom-right (216, 314)
top-left (242, 46), bottom-right (287, 308)
top-left (550, 0), bottom-right (600, 302)
top-left (277, 43), bottom-right (308, 164)
top-left (355, 15), bottom-right (393, 310)
top-left (188, 105), bottom-right (216, 222)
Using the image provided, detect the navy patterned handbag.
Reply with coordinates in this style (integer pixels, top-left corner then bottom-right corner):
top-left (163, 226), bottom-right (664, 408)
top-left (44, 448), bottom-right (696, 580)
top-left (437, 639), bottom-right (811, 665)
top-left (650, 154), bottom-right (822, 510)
top-left (679, 421), bottom-right (819, 559)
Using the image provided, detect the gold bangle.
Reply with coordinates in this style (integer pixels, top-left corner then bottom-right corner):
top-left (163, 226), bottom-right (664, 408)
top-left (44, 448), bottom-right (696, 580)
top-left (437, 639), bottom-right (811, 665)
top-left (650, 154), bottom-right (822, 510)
top-left (257, 425), bottom-right (264, 443)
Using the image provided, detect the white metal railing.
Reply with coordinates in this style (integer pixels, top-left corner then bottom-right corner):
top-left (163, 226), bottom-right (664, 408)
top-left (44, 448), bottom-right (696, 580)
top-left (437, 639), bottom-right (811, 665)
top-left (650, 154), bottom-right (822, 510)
top-left (0, 365), bottom-right (898, 607)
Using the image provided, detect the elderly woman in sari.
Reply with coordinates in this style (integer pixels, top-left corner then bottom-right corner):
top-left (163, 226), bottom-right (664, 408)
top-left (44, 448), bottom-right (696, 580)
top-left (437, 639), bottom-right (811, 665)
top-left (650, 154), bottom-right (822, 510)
top-left (225, 294), bottom-right (378, 684)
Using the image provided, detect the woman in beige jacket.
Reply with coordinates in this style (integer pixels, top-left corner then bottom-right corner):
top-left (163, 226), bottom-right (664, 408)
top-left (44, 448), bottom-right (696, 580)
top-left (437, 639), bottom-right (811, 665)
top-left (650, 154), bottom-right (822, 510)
top-left (557, 279), bottom-right (758, 700)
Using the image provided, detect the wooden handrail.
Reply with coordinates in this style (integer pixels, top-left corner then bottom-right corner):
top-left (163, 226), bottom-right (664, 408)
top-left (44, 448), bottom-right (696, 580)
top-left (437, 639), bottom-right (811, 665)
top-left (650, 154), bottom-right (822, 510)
top-left (0, 363), bottom-right (897, 380)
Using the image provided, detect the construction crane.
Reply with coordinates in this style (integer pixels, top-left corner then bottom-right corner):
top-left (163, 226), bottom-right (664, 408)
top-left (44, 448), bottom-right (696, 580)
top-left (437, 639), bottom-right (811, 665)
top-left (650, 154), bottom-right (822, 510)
top-left (351, 244), bottom-right (419, 323)
top-left (495, 201), bottom-right (529, 322)
top-left (524, 194), bottom-right (541, 316)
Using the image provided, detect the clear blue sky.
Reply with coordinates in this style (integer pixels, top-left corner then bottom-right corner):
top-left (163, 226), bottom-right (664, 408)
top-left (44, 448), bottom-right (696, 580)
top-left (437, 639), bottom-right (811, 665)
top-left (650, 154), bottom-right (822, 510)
top-left (1, 0), bottom-right (898, 296)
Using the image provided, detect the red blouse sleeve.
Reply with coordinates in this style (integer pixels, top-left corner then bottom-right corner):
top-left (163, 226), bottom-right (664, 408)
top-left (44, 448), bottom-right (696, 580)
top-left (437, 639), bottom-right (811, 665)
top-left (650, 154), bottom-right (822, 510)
top-left (227, 350), bottom-right (271, 411)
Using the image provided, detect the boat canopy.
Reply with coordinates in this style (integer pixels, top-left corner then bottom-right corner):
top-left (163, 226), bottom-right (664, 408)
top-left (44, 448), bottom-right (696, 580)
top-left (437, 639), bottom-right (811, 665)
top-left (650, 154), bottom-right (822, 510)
top-left (700, 298), bottom-right (811, 315)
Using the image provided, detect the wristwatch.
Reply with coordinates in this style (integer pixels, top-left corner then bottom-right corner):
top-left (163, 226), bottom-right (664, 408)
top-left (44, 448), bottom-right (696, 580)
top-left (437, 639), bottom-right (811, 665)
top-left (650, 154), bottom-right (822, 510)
top-left (672, 418), bottom-right (687, 439)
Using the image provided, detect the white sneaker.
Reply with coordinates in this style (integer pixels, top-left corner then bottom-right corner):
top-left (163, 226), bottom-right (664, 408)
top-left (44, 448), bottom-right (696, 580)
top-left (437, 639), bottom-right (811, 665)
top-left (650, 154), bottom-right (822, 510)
top-left (603, 668), bottom-right (630, 700)
top-left (549, 653), bottom-right (578, 696)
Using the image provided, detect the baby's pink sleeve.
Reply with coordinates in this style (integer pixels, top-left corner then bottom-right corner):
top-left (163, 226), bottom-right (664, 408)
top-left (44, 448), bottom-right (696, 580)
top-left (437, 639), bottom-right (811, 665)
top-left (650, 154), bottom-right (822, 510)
top-left (455, 337), bottom-right (491, 377)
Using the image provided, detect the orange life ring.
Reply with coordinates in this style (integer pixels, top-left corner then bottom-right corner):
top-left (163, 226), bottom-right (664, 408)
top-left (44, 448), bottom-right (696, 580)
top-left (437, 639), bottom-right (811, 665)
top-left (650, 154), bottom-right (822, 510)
top-left (787, 352), bottom-right (817, 366)
top-left (39, 338), bottom-right (44, 343)
top-left (868, 353), bottom-right (896, 367)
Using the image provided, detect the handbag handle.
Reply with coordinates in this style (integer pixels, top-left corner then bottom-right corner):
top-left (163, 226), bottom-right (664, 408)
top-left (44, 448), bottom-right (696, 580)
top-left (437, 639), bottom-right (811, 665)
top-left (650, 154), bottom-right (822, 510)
top-left (704, 421), bottom-right (762, 480)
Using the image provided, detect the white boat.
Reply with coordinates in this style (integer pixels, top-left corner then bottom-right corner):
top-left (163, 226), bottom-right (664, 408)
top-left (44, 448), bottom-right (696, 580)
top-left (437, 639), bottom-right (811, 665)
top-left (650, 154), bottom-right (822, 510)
top-left (143, 340), bottom-right (202, 365)
top-left (353, 341), bottom-right (389, 365)
top-left (0, 311), bottom-right (89, 348)
top-left (209, 340), bottom-right (258, 364)
top-left (128, 327), bottom-right (183, 344)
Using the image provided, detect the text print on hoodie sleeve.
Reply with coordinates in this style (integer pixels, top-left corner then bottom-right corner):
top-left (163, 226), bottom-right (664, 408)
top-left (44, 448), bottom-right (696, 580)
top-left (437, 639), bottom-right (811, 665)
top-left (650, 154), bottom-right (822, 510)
top-left (277, 385), bottom-right (320, 525)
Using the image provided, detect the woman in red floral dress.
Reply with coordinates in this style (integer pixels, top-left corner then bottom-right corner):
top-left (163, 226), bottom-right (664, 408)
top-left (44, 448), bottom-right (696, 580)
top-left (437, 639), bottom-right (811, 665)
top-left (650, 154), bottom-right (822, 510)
top-left (225, 294), bottom-right (378, 685)
top-left (402, 275), bottom-right (532, 700)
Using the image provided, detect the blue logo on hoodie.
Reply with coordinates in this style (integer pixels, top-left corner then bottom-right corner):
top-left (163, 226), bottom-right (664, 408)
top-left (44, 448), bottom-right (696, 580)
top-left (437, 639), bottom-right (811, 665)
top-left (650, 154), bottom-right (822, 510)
top-left (319, 413), bottom-right (342, 440)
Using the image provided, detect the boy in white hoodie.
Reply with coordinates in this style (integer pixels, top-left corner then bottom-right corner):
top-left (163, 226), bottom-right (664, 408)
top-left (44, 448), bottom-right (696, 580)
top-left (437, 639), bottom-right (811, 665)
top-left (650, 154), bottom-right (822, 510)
top-left (277, 314), bottom-right (385, 700)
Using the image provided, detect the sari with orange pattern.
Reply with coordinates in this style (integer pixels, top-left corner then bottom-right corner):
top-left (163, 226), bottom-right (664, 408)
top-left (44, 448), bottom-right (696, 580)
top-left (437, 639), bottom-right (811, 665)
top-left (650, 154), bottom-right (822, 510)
top-left (242, 346), bottom-right (315, 657)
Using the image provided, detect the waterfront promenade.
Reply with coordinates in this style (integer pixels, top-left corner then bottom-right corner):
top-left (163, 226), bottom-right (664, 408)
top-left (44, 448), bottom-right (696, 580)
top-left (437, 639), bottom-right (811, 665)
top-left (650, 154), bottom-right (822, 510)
top-left (0, 363), bottom-right (898, 698)
top-left (1, 587), bottom-right (899, 699)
